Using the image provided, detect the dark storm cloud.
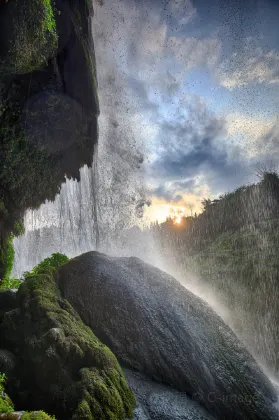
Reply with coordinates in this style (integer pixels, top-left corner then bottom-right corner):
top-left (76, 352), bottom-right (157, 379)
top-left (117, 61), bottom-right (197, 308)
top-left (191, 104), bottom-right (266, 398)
top-left (151, 99), bottom-right (227, 179)
top-left (149, 97), bottom-right (254, 199)
top-left (153, 140), bottom-right (226, 178)
top-left (150, 179), bottom-right (196, 202)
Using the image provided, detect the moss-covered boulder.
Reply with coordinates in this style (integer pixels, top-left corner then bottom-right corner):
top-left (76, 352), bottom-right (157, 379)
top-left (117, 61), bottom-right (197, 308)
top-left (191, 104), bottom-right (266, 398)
top-left (0, 258), bottom-right (135, 419)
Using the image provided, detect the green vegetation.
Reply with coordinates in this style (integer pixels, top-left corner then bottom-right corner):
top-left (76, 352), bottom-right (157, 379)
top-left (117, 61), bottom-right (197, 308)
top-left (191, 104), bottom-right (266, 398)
top-left (0, 373), bottom-right (14, 414)
top-left (22, 253), bottom-right (69, 280)
top-left (150, 171), bottom-right (279, 373)
top-left (0, 277), bottom-right (21, 291)
top-left (0, 236), bottom-right (14, 281)
top-left (0, 223), bottom-right (23, 284)
top-left (0, 0), bottom-right (58, 77)
top-left (21, 411), bottom-right (56, 420)
top-left (0, 253), bottom-right (68, 291)
top-left (0, 255), bottom-right (135, 419)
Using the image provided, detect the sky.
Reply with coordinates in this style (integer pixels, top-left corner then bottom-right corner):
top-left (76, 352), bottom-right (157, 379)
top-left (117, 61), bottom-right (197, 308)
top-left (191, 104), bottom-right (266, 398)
top-left (92, 0), bottom-right (279, 223)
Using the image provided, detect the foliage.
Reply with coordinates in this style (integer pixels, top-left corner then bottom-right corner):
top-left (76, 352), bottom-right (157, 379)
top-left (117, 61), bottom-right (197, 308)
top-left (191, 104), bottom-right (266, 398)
top-left (21, 411), bottom-right (56, 420)
top-left (1, 256), bottom-right (135, 419)
top-left (151, 171), bottom-right (279, 254)
top-left (0, 221), bottom-right (24, 288)
top-left (0, 277), bottom-right (21, 290)
top-left (0, 237), bottom-right (14, 281)
top-left (0, 253), bottom-right (68, 291)
top-left (22, 253), bottom-right (69, 280)
top-left (0, 373), bottom-right (14, 414)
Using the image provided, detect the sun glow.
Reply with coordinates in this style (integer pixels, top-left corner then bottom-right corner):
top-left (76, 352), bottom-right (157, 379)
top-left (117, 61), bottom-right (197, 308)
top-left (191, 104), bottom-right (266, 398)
top-left (174, 215), bottom-right (182, 224)
top-left (144, 195), bottom-right (203, 225)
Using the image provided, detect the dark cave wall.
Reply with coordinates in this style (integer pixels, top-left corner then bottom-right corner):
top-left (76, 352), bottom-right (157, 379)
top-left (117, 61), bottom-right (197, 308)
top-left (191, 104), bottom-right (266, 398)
top-left (0, 0), bottom-right (99, 278)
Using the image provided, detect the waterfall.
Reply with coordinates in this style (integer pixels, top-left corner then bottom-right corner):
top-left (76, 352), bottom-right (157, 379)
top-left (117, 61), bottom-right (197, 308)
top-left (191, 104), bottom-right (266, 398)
top-left (12, 152), bottom-right (100, 277)
top-left (12, 0), bottom-right (149, 277)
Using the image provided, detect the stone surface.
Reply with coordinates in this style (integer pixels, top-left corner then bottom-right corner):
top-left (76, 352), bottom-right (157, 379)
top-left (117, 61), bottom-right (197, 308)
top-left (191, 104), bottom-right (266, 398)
top-left (0, 349), bottom-right (16, 376)
top-left (59, 251), bottom-right (279, 420)
top-left (124, 369), bottom-right (214, 420)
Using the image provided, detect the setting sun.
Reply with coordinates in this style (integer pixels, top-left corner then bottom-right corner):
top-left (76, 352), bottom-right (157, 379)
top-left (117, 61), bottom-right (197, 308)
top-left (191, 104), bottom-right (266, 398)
top-left (144, 196), bottom-right (203, 224)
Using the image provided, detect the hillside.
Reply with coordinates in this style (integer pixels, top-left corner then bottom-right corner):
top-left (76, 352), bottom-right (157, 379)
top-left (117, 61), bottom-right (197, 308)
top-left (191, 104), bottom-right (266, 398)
top-left (151, 172), bottom-right (279, 375)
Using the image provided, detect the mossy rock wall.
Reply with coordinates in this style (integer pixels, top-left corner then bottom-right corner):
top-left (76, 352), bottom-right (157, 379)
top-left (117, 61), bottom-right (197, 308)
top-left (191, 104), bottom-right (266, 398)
top-left (0, 0), bottom-right (57, 76)
top-left (0, 272), bottom-right (135, 419)
top-left (0, 0), bottom-right (99, 276)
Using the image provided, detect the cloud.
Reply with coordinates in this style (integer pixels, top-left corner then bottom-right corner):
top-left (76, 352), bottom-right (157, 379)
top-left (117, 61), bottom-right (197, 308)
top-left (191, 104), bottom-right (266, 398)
top-left (260, 122), bottom-right (279, 164)
top-left (226, 113), bottom-right (277, 157)
top-left (166, 36), bottom-right (221, 72)
top-left (145, 95), bottom-right (260, 202)
top-left (150, 179), bottom-right (196, 202)
top-left (150, 96), bottom-right (228, 179)
top-left (225, 113), bottom-right (279, 170)
top-left (218, 42), bottom-right (279, 89)
top-left (169, 0), bottom-right (197, 26)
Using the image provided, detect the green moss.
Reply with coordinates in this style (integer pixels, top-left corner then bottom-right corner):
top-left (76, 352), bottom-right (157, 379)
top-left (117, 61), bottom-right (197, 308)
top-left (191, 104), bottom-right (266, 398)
top-left (0, 0), bottom-right (58, 77)
top-left (21, 411), bottom-right (56, 420)
top-left (1, 256), bottom-right (135, 419)
top-left (0, 278), bottom-right (21, 291)
top-left (0, 236), bottom-right (14, 281)
top-left (23, 253), bottom-right (69, 279)
top-left (0, 373), bottom-right (14, 414)
top-left (72, 400), bottom-right (93, 420)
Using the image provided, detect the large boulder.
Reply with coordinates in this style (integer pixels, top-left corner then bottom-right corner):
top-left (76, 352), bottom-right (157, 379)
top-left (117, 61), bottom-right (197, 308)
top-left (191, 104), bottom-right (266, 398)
top-left (58, 252), bottom-right (279, 420)
top-left (124, 368), bottom-right (214, 420)
top-left (0, 267), bottom-right (135, 419)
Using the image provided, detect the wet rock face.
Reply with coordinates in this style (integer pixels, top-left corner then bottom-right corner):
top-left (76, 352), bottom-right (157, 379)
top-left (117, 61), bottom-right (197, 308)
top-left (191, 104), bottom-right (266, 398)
top-left (58, 251), bottom-right (279, 420)
top-left (124, 369), bottom-right (214, 420)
